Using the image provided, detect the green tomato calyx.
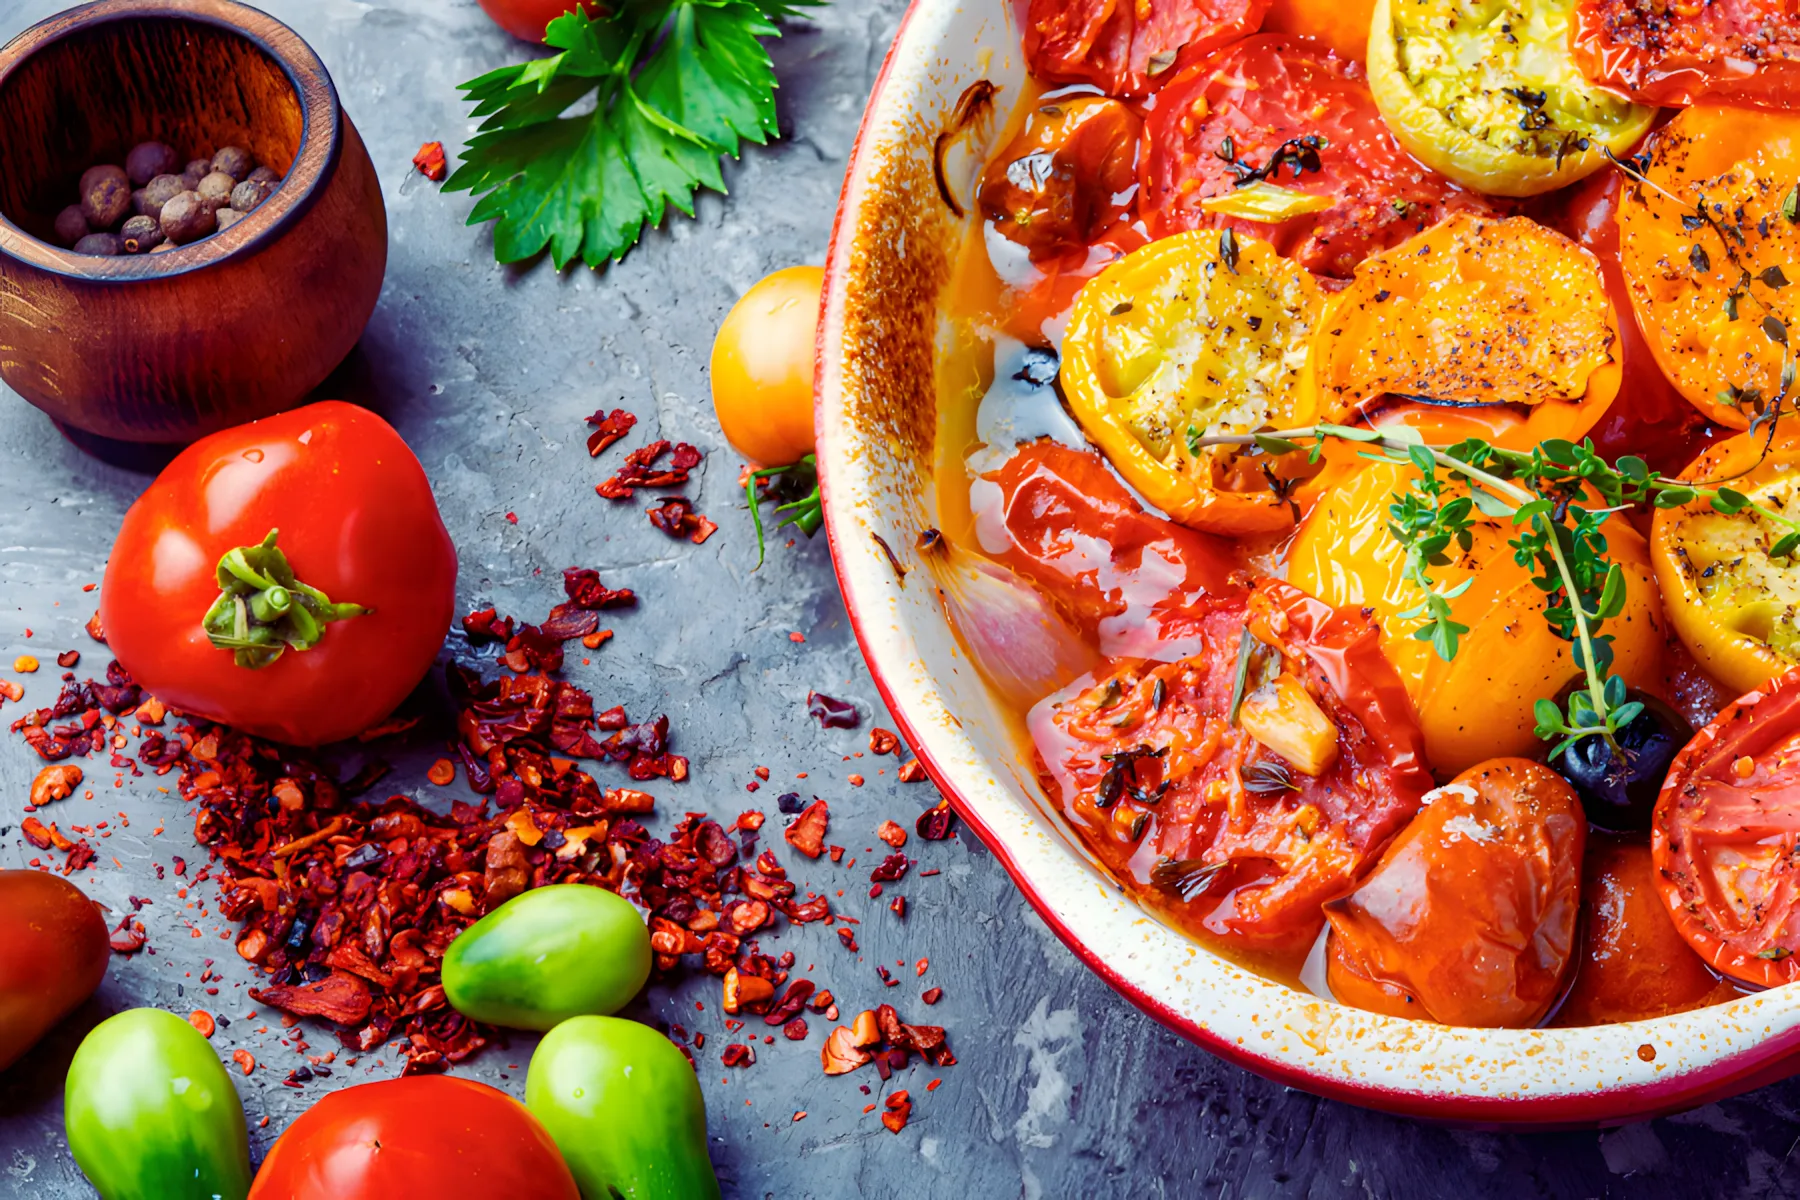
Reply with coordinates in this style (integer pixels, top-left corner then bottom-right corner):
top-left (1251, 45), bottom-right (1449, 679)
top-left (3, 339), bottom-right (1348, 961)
top-left (202, 529), bottom-right (368, 669)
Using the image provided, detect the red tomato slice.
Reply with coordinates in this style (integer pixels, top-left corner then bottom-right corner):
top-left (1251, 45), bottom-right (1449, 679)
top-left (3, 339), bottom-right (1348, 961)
top-left (1030, 578), bottom-right (1432, 958)
top-left (1024, 0), bottom-right (1269, 97)
top-left (1654, 668), bottom-right (1800, 988)
top-left (1138, 35), bottom-right (1492, 278)
top-left (1570, 0), bottom-right (1800, 109)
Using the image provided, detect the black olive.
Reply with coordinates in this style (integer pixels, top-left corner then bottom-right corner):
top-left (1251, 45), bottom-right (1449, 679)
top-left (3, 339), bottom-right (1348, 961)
top-left (1556, 692), bottom-right (1694, 833)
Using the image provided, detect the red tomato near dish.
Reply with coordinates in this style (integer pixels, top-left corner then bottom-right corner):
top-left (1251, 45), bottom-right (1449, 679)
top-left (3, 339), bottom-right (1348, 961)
top-left (1570, 0), bottom-right (1800, 107)
top-left (0, 871), bottom-right (110, 1070)
top-left (248, 1077), bottom-right (579, 1199)
top-left (477, 0), bottom-right (602, 43)
top-left (100, 401), bottom-right (457, 746)
top-left (1138, 35), bottom-right (1491, 277)
top-left (1024, 0), bottom-right (1269, 96)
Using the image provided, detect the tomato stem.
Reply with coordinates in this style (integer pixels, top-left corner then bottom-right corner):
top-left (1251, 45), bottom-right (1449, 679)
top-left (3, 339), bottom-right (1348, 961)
top-left (201, 530), bottom-right (368, 669)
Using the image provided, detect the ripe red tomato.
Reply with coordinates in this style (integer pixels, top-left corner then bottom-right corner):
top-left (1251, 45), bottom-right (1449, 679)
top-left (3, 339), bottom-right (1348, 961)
top-left (1139, 35), bottom-right (1491, 278)
top-left (101, 401), bottom-right (456, 746)
top-left (978, 97), bottom-right (1142, 263)
top-left (477, 0), bottom-right (602, 43)
top-left (1024, 0), bottom-right (1268, 96)
top-left (249, 1077), bottom-right (579, 1199)
top-left (1654, 668), bottom-right (1800, 988)
top-left (1325, 759), bottom-right (1585, 1027)
top-left (1570, 0), bottom-right (1800, 107)
top-left (0, 871), bottom-right (109, 1070)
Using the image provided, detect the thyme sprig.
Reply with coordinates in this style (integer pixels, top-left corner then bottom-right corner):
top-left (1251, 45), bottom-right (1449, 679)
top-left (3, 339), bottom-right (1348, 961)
top-left (745, 455), bottom-right (823, 569)
top-left (1195, 425), bottom-right (1800, 757)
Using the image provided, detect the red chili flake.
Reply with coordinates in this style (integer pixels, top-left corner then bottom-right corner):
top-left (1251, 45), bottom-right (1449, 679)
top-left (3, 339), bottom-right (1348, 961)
top-left (821, 1026), bottom-right (870, 1075)
top-left (585, 408), bottom-right (638, 457)
top-left (233, 1049), bottom-right (256, 1075)
top-left (806, 692), bottom-right (860, 730)
top-left (56, 650), bottom-right (80, 669)
top-left (922, 987), bottom-right (943, 1005)
top-left (647, 496), bottom-right (717, 544)
top-left (916, 799), bottom-right (956, 840)
top-left (109, 914), bottom-right (147, 954)
top-left (784, 800), bottom-right (829, 859)
top-left (561, 567), bottom-right (636, 611)
top-left (85, 611), bottom-right (106, 642)
top-left (882, 1090), bottom-right (913, 1134)
top-left (764, 979), bottom-right (815, 1025)
top-left (783, 1018), bottom-right (809, 1040)
top-left (868, 728), bottom-right (900, 756)
top-left (754, 766), bottom-right (771, 781)
top-left (461, 608), bottom-right (516, 645)
top-left (926, 1078), bottom-right (942, 1091)
top-left (412, 141), bottom-right (447, 181)
top-left (789, 632), bottom-right (805, 643)
top-left (504, 512), bottom-right (519, 525)
top-left (847, 774), bottom-right (864, 787)
top-left (836, 928), bottom-right (859, 952)
top-left (0, 679), bottom-right (22, 703)
top-left (721, 1043), bottom-right (755, 1068)
top-left (188, 1010), bottom-right (216, 1038)
top-left (828, 845), bottom-right (845, 863)
top-left (870, 853), bottom-right (910, 883)
top-left (915, 958), bottom-right (929, 976)
top-left (427, 759), bottom-right (456, 786)
top-left (876, 820), bottom-right (907, 848)
top-left (889, 895), bottom-right (906, 919)
top-left (898, 758), bottom-right (928, 783)
top-left (595, 440), bottom-right (701, 499)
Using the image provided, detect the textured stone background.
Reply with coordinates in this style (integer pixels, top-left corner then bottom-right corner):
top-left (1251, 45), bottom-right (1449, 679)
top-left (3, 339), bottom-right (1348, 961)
top-left (2, 0), bottom-right (1800, 1196)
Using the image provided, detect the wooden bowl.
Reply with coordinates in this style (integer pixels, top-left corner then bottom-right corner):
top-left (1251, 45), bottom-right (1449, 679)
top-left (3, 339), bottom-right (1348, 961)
top-left (0, 0), bottom-right (387, 445)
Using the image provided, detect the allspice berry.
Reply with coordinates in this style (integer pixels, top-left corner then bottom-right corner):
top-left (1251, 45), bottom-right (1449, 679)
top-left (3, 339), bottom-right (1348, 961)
top-left (142, 173), bottom-right (185, 214)
top-left (195, 171), bottom-right (235, 213)
top-left (230, 178), bottom-right (272, 213)
top-left (246, 165), bottom-right (279, 186)
top-left (125, 141), bottom-right (179, 186)
top-left (182, 158), bottom-right (211, 189)
top-left (53, 204), bottom-right (89, 246)
top-left (78, 164), bottom-right (131, 229)
top-left (158, 191), bottom-right (216, 244)
top-left (215, 207), bottom-right (245, 231)
top-left (72, 232), bottom-right (121, 256)
top-left (210, 145), bottom-right (254, 181)
top-left (119, 214), bottom-right (161, 253)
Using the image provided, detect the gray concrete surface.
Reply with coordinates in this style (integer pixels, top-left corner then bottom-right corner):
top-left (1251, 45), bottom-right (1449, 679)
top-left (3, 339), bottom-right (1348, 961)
top-left (2, 0), bottom-right (1799, 1196)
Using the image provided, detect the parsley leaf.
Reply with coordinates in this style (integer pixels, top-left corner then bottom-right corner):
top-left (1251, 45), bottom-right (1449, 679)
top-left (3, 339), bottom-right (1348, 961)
top-left (446, 1), bottom-right (817, 269)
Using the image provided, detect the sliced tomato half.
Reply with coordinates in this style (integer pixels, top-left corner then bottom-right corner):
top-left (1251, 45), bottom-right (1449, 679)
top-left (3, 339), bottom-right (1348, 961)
top-left (1654, 668), bottom-right (1800, 988)
top-left (1024, 0), bottom-right (1269, 97)
top-left (1030, 578), bottom-right (1432, 959)
top-left (1139, 35), bottom-right (1492, 278)
top-left (1570, 0), bottom-right (1800, 109)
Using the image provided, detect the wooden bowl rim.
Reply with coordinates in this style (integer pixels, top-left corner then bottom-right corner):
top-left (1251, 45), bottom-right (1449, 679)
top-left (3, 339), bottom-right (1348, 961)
top-left (0, 0), bottom-right (343, 282)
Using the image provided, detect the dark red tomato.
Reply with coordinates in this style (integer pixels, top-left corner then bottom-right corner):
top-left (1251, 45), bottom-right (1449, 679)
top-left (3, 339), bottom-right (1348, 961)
top-left (976, 441), bottom-right (1237, 654)
top-left (1571, 0), bottom-right (1800, 108)
top-left (1654, 668), bottom-right (1800, 988)
top-left (477, 0), bottom-right (602, 43)
top-left (1139, 35), bottom-right (1492, 278)
top-left (101, 401), bottom-right (457, 746)
top-left (0, 871), bottom-right (109, 1070)
top-left (978, 96), bottom-right (1142, 263)
top-left (249, 1077), bottom-right (578, 1199)
top-left (1024, 0), bottom-right (1268, 97)
top-left (1324, 759), bottom-right (1585, 1027)
top-left (1032, 579), bottom-right (1432, 958)
top-left (1554, 838), bottom-right (1738, 1026)
top-left (1535, 170), bottom-right (1713, 478)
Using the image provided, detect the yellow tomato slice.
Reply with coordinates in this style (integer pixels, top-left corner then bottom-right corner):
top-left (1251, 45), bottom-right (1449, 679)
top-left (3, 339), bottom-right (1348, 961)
top-left (1288, 460), bottom-right (1665, 775)
top-left (1652, 424), bottom-right (1800, 696)
top-left (1060, 230), bottom-right (1329, 534)
top-left (1619, 105), bottom-right (1800, 433)
top-left (1366, 0), bottom-right (1654, 197)
top-left (1304, 212), bottom-right (1621, 451)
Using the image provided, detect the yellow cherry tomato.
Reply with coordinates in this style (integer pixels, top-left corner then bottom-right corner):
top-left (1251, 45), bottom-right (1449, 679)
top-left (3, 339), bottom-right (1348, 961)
top-left (1289, 460), bottom-right (1665, 775)
top-left (1304, 213), bottom-right (1621, 451)
top-left (710, 265), bottom-right (822, 465)
top-left (1619, 105), bottom-right (1800, 432)
top-left (1652, 424), bottom-right (1800, 697)
top-left (1060, 230), bottom-right (1331, 535)
top-left (1365, 0), bottom-right (1654, 197)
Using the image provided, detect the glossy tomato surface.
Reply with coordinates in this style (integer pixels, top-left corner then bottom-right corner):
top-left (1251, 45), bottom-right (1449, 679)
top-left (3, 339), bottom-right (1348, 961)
top-left (1571, 0), bottom-right (1800, 107)
top-left (1024, 0), bottom-right (1268, 96)
top-left (248, 1077), bottom-right (579, 1199)
top-left (1139, 35), bottom-right (1490, 277)
top-left (101, 401), bottom-right (456, 746)
top-left (978, 96), bottom-right (1142, 262)
top-left (477, 0), bottom-right (602, 42)
top-left (0, 871), bottom-right (109, 1070)
top-left (1654, 668), bottom-right (1800, 988)
top-left (710, 265), bottom-right (822, 466)
top-left (1325, 759), bottom-right (1586, 1027)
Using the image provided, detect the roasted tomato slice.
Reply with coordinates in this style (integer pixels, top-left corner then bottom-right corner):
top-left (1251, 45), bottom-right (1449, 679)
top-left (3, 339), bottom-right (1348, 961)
top-left (1059, 230), bottom-right (1329, 534)
top-left (1553, 837), bottom-right (1738, 1026)
top-left (1140, 35), bottom-right (1491, 279)
top-left (1652, 424), bottom-right (1800, 697)
top-left (1305, 213), bottom-right (1622, 450)
top-left (1031, 578), bottom-right (1433, 959)
top-left (1654, 668), bottom-right (1800, 987)
top-left (1570, 0), bottom-right (1800, 108)
top-left (1618, 104), bottom-right (1800, 432)
top-left (1325, 758), bottom-right (1586, 1027)
top-left (978, 97), bottom-right (1142, 264)
top-left (973, 440), bottom-right (1238, 655)
top-left (1365, 0), bottom-right (1653, 197)
top-left (1024, 0), bottom-right (1269, 97)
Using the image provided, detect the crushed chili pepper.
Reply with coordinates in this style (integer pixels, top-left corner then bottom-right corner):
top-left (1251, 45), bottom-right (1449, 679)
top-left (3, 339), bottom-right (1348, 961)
top-left (876, 820), bottom-right (907, 848)
top-left (916, 799), bottom-right (956, 840)
top-left (585, 408), bottom-right (638, 457)
top-left (232, 1049), bottom-right (256, 1075)
top-left (647, 496), bottom-right (718, 544)
top-left (188, 1010), bottom-right (216, 1038)
top-left (897, 758), bottom-right (928, 783)
top-left (427, 758), bottom-right (456, 786)
top-left (411, 141), bottom-right (447, 182)
top-left (785, 799), bottom-right (829, 859)
top-left (56, 650), bottom-right (80, 669)
top-left (806, 692), bottom-right (860, 729)
top-left (922, 987), bottom-right (943, 1005)
top-left (882, 1089), bottom-right (912, 1133)
top-left (595, 440), bottom-right (702, 499)
top-left (869, 728), bottom-right (900, 755)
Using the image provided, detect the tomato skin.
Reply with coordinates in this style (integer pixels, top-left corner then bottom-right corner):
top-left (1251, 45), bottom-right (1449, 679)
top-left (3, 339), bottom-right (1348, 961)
top-left (978, 97), bottom-right (1142, 263)
top-left (1325, 759), bottom-right (1586, 1027)
top-left (0, 871), bottom-right (109, 1070)
top-left (100, 402), bottom-right (456, 746)
top-left (1261, 0), bottom-right (1370, 60)
top-left (710, 265), bottom-right (821, 466)
top-left (477, 0), bottom-right (603, 43)
top-left (1140, 36), bottom-right (1491, 278)
top-left (1554, 838), bottom-right (1737, 1026)
top-left (1569, 0), bottom-right (1800, 107)
top-left (248, 1077), bottom-right (579, 1199)
top-left (1653, 668), bottom-right (1800, 988)
top-left (1024, 0), bottom-right (1269, 96)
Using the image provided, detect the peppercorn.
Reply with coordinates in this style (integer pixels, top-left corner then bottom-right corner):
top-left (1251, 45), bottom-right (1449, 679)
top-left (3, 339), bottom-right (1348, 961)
top-left (182, 158), bottom-right (211, 189)
top-left (211, 146), bottom-right (254, 181)
top-left (125, 141), bottom-right (179, 186)
top-left (215, 207), bottom-right (245, 232)
top-left (141, 173), bottom-right (185, 215)
top-left (119, 214), bottom-right (161, 253)
top-left (78, 165), bottom-right (131, 228)
top-left (53, 205), bottom-right (89, 246)
top-left (158, 191), bottom-right (216, 244)
top-left (73, 232), bottom-right (120, 256)
top-left (230, 178), bottom-right (272, 213)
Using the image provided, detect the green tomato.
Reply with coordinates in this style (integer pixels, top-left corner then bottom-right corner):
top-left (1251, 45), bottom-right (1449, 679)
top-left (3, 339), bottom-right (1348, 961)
top-left (442, 884), bottom-right (650, 1030)
top-left (65, 1008), bottom-right (252, 1200)
top-left (526, 1016), bottom-right (720, 1200)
